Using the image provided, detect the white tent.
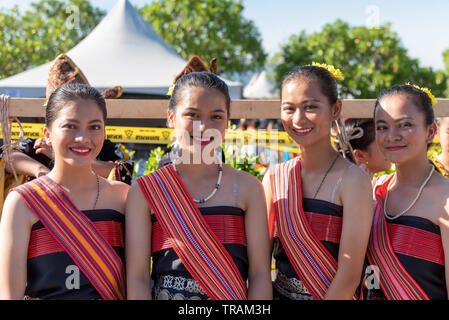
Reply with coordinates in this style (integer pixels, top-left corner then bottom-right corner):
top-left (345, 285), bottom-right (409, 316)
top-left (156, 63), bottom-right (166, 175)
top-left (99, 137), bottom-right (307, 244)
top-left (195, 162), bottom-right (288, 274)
top-left (0, 0), bottom-right (242, 98)
top-left (243, 71), bottom-right (277, 99)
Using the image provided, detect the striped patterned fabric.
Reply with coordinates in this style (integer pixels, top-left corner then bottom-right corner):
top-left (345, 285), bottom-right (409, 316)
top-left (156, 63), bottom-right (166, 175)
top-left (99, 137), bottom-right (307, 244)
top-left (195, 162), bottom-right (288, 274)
top-left (367, 175), bottom-right (430, 300)
top-left (137, 164), bottom-right (247, 300)
top-left (152, 214), bottom-right (247, 253)
top-left (270, 157), bottom-right (339, 300)
top-left (12, 176), bottom-right (126, 300)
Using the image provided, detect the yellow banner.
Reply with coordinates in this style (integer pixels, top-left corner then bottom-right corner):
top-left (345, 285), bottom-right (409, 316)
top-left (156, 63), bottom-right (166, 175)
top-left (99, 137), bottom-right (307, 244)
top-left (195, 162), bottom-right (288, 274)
top-left (2, 123), bottom-right (299, 152)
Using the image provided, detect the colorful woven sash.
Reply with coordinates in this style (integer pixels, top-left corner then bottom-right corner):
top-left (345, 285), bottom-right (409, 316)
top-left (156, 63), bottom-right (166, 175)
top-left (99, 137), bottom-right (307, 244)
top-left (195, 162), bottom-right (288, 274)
top-left (271, 157), bottom-right (339, 300)
top-left (12, 176), bottom-right (126, 300)
top-left (137, 164), bottom-right (247, 300)
top-left (366, 175), bottom-right (430, 300)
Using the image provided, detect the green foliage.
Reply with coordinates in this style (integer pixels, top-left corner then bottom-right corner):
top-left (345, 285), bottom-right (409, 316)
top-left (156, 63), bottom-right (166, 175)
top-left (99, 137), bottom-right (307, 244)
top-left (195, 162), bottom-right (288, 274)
top-left (428, 141), bottom-right (442, 159)
top-left (133, 146), bottom-right (166, 178)
top-left (0, 0), bottom-right (105, 80)
top-left (224, 145), bottom-right (266, 180)
top-left (138, 0), bottom-right (267, 76)
top-left (132, 143), bottom-right (266, 181)
top-left (442, 48), bottom-right (449, 97)
top-left (271, 20), bottom-right (447, 99)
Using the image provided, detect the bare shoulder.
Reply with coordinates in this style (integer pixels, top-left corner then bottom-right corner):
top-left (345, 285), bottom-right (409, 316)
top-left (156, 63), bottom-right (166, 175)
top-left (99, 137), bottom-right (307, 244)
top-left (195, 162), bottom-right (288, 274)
top-left (338, 160), bottom-right (373, 199)
top-left (101, 177), bottom-right (130, 194)
top-left (225, 165), bottom-right (263, 190)
top-left (2, 190), bottom-right (37, 226)
top-left (98, 178), bottom-right (130, 214)
top-left (431, 174), bottom-right (449, 219)
top-left (127, 180), bottom-right (146, 200)
top-left (341, 160), bottom-right (371, 186)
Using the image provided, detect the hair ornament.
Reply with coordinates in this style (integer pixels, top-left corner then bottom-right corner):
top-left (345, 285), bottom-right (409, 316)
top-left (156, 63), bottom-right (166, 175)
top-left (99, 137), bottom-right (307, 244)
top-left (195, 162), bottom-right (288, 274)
top-left (167, 83), bottom-right (176, 96)
top-left (348, 126), bottom-right (364, 141)
top-left (406, 82), bottom-right (438, 106)
top-left (311, 62), bottom-right (344, 79)
top-left (167, 56), bottom-right (218, 97)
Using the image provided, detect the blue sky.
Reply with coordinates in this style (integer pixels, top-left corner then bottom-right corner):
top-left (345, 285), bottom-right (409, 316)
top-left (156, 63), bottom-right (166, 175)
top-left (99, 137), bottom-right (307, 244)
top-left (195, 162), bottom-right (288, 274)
top-left (2, 0), bottom-right (448, 70)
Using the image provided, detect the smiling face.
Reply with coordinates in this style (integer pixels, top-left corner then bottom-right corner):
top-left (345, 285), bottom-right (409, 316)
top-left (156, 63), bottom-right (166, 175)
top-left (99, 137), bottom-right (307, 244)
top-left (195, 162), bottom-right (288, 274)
top-left (280, 78), bottom-right (340, 148)
top-left (44, 99), bottom-right (105, 167)
top-left (375, 94), bottom-right (436, 165)
top-left (167, 86), bottom-right (228, 159)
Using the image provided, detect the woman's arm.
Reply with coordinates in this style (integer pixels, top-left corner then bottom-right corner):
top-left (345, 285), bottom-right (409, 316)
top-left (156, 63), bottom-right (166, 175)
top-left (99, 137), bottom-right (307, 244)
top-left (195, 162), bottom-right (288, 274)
top-left (242, 172), bottom-right (273, 300)
top-left (262, 168), bottom-right (276, 244)
top-left (6, 151), bottom-right (49, 178)
top-left (0, 191), bottom-right (33, 299)
top-left (438, 196), bottom-right (449, 298)
top-left (125, 183), bottom-right (152, 300)
top-left (324, 166), bottom-right (374, 300)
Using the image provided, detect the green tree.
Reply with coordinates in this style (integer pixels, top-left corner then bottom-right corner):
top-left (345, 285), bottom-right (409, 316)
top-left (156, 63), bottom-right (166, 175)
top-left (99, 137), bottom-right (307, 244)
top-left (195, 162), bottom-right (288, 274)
top-left (0, 0), bottom-right (105, 80)
top-left (271, 20), bottom-right (447, 99)
top-left (442, 48), bottom-right (449, 97)
top-left (139, 0), bottom-right (267, 77)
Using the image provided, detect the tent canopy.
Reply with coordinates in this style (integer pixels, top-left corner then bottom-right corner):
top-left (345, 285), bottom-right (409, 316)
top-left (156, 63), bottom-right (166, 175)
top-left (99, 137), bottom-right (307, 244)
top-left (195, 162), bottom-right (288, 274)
top-left (243, 71), bottom-right (277, 99)
top-left (0, 0), bottom-right (242, 98)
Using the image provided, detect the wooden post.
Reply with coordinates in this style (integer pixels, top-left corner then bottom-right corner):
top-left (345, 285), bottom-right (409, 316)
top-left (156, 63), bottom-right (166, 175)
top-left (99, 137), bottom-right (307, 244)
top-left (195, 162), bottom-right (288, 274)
top-left (7, 98), bottom-right (449, 119)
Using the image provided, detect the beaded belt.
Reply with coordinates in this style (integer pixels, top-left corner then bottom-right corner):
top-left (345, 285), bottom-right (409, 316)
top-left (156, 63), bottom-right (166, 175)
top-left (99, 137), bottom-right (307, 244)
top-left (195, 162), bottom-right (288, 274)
top-left (153, 275), bottom-right (209, 300)
top-left (273, 270), bottom-right (314, 300)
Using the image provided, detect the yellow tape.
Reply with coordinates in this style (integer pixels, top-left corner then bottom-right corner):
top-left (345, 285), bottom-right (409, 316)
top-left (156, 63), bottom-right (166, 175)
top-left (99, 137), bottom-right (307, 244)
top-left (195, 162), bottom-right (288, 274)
top-left (2, 123), bottom-right (299, 151)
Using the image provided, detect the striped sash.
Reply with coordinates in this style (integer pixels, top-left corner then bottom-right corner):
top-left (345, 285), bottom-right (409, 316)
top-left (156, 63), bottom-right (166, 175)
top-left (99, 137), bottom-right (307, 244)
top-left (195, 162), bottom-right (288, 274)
top-left (271, 157), bottom-right (338, 300)
top-left (366, 175), bottom-right (430, 300)
top-left (137, 164), bottom-right (247, 300)
top-left (12, 176), bottom-right (126, 300)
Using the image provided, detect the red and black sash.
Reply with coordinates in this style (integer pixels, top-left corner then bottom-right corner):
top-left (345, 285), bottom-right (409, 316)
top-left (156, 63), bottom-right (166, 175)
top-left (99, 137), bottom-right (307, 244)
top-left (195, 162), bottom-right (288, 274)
top-left (366, 175), bottom-right (430, 300)
top-left (12, 176), bottom-right (126, 300)
top-left (270, 157), bottom-right (340, 300)
top-left (137, 164), bottom-right (247, 300)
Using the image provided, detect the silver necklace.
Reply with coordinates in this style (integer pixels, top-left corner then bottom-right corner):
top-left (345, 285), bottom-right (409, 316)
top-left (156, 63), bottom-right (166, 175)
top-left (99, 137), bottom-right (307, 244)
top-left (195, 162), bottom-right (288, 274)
top-left (93, 174), bottom-right (100, 210)
top-left (313, 154), bottom-right (339, 199)
top-left (384, 166), bottom-right (434, 220)
top-left (172, 158), bottom-right (223, 204)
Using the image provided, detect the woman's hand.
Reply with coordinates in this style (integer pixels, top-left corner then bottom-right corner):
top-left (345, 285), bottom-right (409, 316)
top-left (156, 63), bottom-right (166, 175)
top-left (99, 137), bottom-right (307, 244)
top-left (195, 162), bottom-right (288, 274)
top-left (33, 138), bottom-right (54, 159)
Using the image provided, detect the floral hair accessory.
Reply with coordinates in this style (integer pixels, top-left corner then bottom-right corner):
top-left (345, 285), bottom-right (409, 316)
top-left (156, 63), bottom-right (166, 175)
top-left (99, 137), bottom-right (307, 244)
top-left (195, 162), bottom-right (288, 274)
top-left (406, 83), bottom-right (438, 106)
top-left (167, 83), bottom-right (176, 96)
top-left (311, 62), bottom-right (344, 79)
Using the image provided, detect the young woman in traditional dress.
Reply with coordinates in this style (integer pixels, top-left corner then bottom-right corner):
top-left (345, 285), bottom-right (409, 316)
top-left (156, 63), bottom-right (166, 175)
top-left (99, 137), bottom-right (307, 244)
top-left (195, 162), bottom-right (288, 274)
top-left (366, 84), bottom-right (449, 300)
top-left (263, 64), bottom-right (374, 300)
top-left (126, 71), bottom-right (272, 300)
top-left (0, 83), bottom-right (128, 299)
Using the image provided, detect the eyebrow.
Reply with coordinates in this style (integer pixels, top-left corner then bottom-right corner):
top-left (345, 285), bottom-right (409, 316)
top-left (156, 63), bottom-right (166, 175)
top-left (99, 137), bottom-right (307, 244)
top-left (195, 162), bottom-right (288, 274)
top-left (375, 116), bottom-right (414, 123)
top-left (63, 119), bottom-right (104, 123)
top-left (281, 98), bottom-right (322, 105)
top-left (183, 107), bottom-right (225, 113)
